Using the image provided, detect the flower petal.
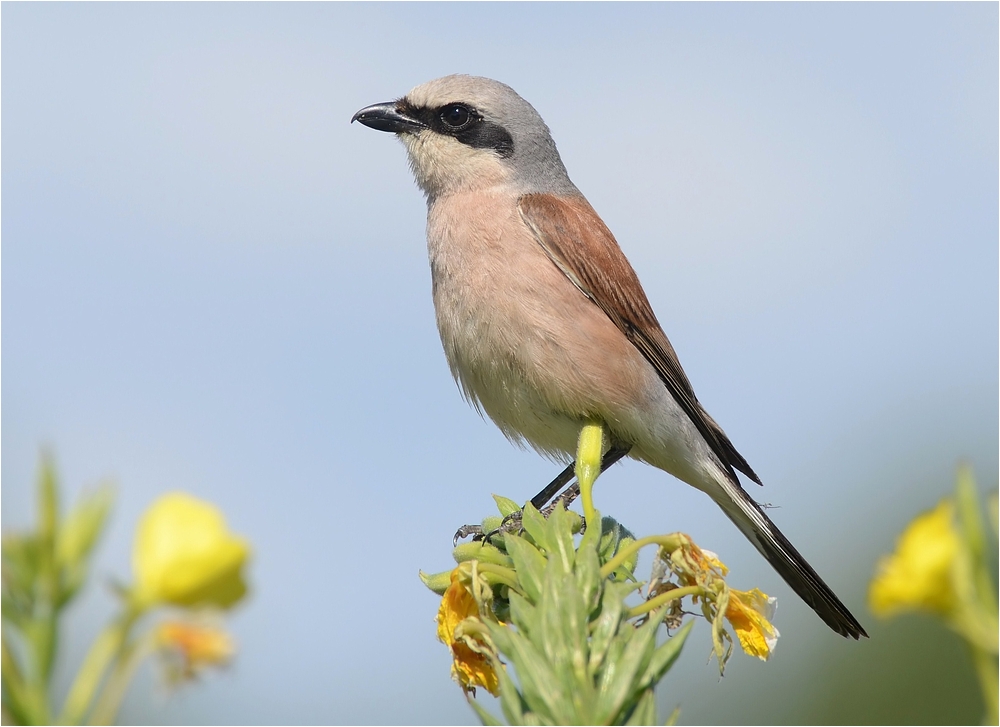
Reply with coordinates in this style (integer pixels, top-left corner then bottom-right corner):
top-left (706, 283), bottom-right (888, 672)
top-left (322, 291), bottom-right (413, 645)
top-left (725, 588), bottom-right (780, 660)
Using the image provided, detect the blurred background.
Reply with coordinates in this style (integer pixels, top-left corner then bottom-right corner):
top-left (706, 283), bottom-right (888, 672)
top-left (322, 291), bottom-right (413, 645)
top-left (2, 3), bottom-right (996, 724)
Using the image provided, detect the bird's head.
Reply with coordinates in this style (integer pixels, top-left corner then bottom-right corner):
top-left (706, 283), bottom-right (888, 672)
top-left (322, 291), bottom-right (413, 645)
top-left (352, 75), bottom-right (577, 200)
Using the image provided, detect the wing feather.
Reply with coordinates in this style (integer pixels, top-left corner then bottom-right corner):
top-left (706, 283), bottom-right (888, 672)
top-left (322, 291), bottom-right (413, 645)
top-left (518, 193), bottom-right (761, 486)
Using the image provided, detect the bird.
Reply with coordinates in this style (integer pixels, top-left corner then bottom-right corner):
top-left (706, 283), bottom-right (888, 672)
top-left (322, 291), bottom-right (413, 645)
top-left (352, 74), bottom-right (866, 639)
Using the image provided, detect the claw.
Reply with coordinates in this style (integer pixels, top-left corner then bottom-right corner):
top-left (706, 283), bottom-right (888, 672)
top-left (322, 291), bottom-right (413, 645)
top-left (453, 524), bottom-right (484, 545)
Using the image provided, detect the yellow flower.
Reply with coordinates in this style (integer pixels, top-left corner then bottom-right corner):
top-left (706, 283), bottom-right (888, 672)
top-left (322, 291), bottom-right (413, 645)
top-left (133, 493), bottom-right (251, 609)
top-left (436, 569), bottom-right (500, 696)
top-left (653, 534), bottom-right (780, 667)
top-left (724, 587), bottom-right (780, 660)
top-left (869, 499), bottom-right (961, 618)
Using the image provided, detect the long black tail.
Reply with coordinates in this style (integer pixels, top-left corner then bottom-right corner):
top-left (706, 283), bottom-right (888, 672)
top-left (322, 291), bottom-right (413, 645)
top-left (714, 478), bottom-right (867, 639)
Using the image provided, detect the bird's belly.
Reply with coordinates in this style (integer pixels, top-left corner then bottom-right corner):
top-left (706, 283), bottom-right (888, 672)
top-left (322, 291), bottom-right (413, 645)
top-left (426, 193), bottom-right (701, 471)
top-left (433, 268), bottom-right (713, 488)
top-left (430, 256), bottom-right (587, 455)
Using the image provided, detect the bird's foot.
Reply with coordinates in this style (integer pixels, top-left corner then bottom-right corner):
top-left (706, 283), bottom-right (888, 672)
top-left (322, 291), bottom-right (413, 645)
top-left (452, 445), bottom-right (628, 547)
top-left (453, 510), bottom-right (524, 546)
top-left (453, 485), bottom-right (586, 546)
top-left (541, 482), bottom-right (582, 525)
top-left (452, 523), bottom-right (485, 544)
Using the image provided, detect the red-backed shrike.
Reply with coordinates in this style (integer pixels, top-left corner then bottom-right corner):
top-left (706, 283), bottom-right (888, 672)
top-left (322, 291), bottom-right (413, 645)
top-left (353, 75), bottom-right (865, 639)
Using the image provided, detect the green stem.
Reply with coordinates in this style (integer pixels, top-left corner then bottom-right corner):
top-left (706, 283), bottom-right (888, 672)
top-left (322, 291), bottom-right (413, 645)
top-left (88, 631), bottom-right (158, 726)
top-left (58, 607), bottom-right (141, 725)
top-left (600, 535), bottom-right (684, 580)
top-left (2, 632), bottom-right (30, 722)
top-left (970, 645), bottom-right (998, 726)
top-left (455, 618), bottom-right (494, 642)
top-left (627, 586), bottom-right (703, 619)
top-left (32, 607), bottom-right (59, 697)
top-left (23, 613), bottom-right (56, 724)
top-left (461, 562), bottom-right (522, 593)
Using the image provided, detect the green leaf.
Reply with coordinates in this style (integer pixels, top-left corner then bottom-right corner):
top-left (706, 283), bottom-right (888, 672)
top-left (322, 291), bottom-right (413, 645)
top-left (493, 495), bottom-right (522, 519)
top-left (494, 653), bottom-right (528, 725)
top-left (418, 569), bottom-right (453, 594)
top-left (37, 454), bottom-right (60, 553)
top-left (538, 569), bottom-right (591, 718)
top-left (537, 568), bottom-right (575, 664)
top-left (955, 465), bottom-right (986, 562)
top-left (623, 688), bottom-right (657, 725)
top-left (519, 505), bottom-right (550, 552)
top-left (508, 591), bottom-right (540, 641)
top-left (542, 506), bottom-right (576, 576)
top-left (55, 484), bottom-right (115, 608)
top-left (587, 582), bottom-right (628, 678)
top-left (467, 693), bottom-right (504, 726)
top-left (573, 537), bottom-right (601, 617)
top-left (593, 609), bottom-right (667, 724)
top-left (504, 535), bottom-right (546, 605)
top-left (637, 619), bottom-right (693, 691)
top-left (663, 705), bottom-right (682, 725)
top-left (595, 633), bottom-right (627, 711)
top-left (453, 541), bottom-right (515, 569)
top-left (492, 625), bottom-right (567, 724)
top-left (1, 534), bottom-right (41, 622)
top-left (55, 484), bottom-right (114, 571)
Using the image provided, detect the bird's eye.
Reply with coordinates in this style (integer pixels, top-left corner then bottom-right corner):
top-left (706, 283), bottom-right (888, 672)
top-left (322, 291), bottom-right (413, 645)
top-left (439, 104), bottom-right (473, 129)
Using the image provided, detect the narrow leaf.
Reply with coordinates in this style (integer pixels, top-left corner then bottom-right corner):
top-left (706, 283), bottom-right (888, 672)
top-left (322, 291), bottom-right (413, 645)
top-left (638, 619), bottom-right (694, 691)
top-left (467, 694), bottom-right (504, 726)
top-left (504, 535), bottom-right (546, 604)
top-left (493, 495), bottom-right (522, 519)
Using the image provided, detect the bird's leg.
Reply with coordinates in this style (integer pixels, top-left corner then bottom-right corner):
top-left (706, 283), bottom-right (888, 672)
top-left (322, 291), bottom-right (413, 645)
top-left (576, 420), bottom-right (605, 526)
top-left (528, 462), bottom-right (577, 510)
top-left (541, 482), bottom-right (581, 516)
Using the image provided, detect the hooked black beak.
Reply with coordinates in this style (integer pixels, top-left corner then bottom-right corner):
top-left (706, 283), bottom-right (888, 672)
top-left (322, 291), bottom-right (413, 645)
top-left (351, 102), bottom-right (426, 133)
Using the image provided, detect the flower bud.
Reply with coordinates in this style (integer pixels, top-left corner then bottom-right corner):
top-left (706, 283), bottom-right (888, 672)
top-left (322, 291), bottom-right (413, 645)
top-left (132, 493), bottom-right (250, 610)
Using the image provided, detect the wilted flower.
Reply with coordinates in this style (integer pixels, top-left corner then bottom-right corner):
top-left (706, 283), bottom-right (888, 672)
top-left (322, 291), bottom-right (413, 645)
top-left (869, 499), bottom-right (962, 618)
top-left (156, 620), bottom-right (235, 685)
top-left (133, 493), bottom-right (250, 609)
top-left (654, 534), bottom-right (779, 666)
top-left (436, 569), bottom-right (500, 696)
top-left (724, 587), bottom-right (780, 660)
top-left (157, 620), bottom-right (234, 667)
top-left (670, 540), bottom-right (728, 588)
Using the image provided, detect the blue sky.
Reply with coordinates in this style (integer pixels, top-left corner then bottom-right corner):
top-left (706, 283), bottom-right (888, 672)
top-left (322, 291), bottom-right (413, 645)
top-left (3, 3), bottom-right (997, 724)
